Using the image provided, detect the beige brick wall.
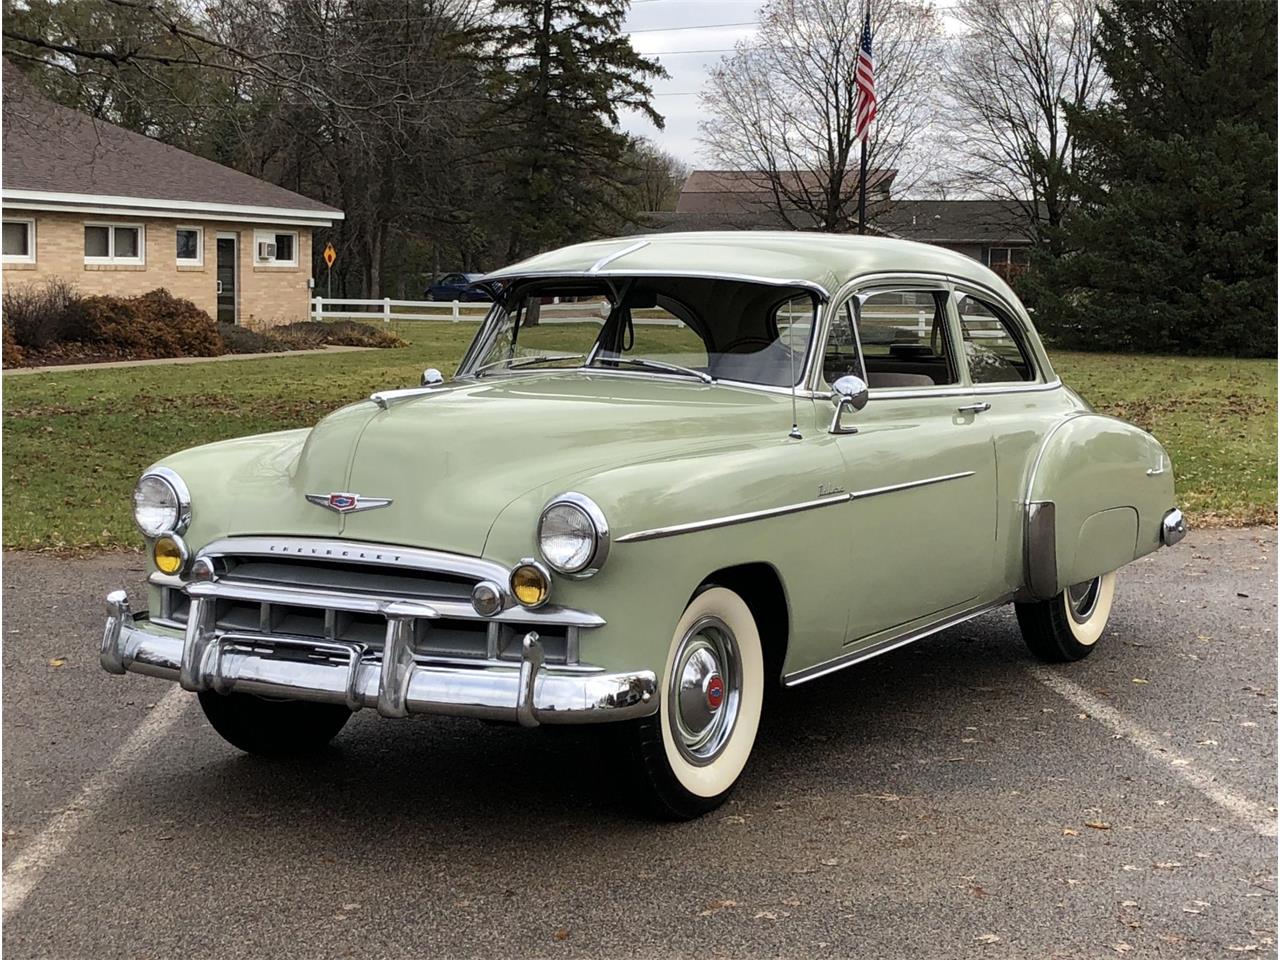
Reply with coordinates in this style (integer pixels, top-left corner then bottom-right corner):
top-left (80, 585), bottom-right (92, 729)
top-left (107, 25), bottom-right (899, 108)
top-left (1, 210), bottom-right (315, 326)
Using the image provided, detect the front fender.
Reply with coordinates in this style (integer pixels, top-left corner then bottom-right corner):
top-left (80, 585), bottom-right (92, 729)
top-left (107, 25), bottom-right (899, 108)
top-left (1023, 414), bottom-right (1176, 598)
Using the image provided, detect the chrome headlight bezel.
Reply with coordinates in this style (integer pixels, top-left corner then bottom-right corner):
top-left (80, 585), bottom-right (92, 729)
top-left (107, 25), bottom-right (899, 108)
top-left (132, 466), bottom-right (192, 539)
top-left (536, 492), bottom-right (610, 577)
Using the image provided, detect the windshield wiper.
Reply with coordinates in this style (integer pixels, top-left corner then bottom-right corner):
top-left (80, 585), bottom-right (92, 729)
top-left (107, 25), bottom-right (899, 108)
top-left (593, 357), bottom-right (714, 383)
top-left (471, 353), bottom-right (586, 377)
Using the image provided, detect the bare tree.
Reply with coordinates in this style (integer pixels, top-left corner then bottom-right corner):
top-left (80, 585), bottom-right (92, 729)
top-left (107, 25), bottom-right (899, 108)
top-left (697, 0), bottom-right (942, 231)
top-left (941, 0), bottom-right (1105, 245)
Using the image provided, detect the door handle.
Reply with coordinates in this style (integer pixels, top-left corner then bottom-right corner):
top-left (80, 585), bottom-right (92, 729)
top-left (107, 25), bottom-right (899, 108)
top-left (957, 402), bottom-right (991, 414)
top-left (216, 280), bottom-right (223, 294)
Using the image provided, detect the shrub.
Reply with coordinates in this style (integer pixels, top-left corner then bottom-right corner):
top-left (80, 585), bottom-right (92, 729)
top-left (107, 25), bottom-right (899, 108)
top-left (2, 278), bottom-right (82, 348)
top-left (2, 325), bottom-right (24, 367)
top-left (271, 320), bottom-right (407, 349)
top-left (75, 289), bottom-right (222, 358)
top-left (217, 323), bottom-right (294, 354)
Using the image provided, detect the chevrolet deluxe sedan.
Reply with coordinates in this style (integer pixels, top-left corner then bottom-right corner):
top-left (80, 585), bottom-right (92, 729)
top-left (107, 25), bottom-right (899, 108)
top-left (101, 233), bottom-right (1186, 819)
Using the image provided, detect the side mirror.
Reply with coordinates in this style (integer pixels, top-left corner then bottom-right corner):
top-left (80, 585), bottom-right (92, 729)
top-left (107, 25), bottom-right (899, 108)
top-left (421, 368), bottom-right (444, 387)
top-left (829, 375), bottom-right (868, 434)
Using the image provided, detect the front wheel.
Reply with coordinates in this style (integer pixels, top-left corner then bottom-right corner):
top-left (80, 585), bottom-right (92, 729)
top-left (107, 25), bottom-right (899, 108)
top-left (624, 586), bottom-right (765, 820)
top-left (198, 690), bottom-right (353, 756)
top-left (1015, 571), bottom-right (1118, 662)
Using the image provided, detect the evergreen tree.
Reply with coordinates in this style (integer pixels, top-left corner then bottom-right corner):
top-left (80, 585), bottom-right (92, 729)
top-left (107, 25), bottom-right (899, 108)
top-left (1023, 0), bottom-right (1276, 357)
top-left (483, 0), bottom-right (667, 260)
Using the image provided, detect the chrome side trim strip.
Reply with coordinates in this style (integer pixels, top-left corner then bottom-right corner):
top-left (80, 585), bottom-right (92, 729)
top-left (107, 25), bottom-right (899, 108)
top-left (617, 472), bottom-right (975, 544)
top-left (475, 268), bottom-right (831, 301)
top-left (588, 240), bottom-right (649, 273)
top-left (783, 596), bottom-right (1013, 686)
top-left (616, 494), bottom-right (850, 544)
top-left (847, 470), bottom-right (975, 501)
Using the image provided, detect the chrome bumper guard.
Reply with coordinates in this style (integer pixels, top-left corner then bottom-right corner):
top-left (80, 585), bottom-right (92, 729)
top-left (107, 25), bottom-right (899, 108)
top-left (100, 591), bottom-right (656, 727)
top-left (1161, 507), bottom-right (1187, 547)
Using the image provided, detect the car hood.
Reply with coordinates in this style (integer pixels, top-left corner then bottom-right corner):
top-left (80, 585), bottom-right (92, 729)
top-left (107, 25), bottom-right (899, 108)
top-left (209, 372), bottom-right (792, 557)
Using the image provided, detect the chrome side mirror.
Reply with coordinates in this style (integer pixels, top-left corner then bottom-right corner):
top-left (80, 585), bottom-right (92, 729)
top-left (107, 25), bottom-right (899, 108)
top-left (829, 375), bottom-right (868, 434)
top-left (421, 368), bottom-right (444, 387)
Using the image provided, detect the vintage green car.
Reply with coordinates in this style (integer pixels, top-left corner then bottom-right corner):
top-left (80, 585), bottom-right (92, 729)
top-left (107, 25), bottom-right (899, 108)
top-left (101, 233), bottom-right (1186, 818)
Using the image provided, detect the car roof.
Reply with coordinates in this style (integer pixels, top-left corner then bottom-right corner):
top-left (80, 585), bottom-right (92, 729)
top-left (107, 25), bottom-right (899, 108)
top-left (479, 231), bottom-right (1021, 303)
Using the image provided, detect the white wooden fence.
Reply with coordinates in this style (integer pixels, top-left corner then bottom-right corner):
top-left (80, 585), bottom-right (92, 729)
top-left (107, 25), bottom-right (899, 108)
top-left (310, 297), bottom-right (686, 326)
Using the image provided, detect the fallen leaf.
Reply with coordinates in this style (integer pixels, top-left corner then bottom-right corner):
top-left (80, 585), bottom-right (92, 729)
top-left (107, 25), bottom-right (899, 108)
top-left (1121, 900), bottom-right (1138, 908)
top-left (553, 928), bottom-right (569, 942)
top-left (1131, 678), bottom-right (1149, 685)
top-left (698, 899), bottom-right (739, 916)
top-left (1113, 944), bottom-right (1133, 954)
top-left (1063, 828), bottom-right (1079, 836)
top-left (49, 658), bottom-right (66, 668)
top-left (1227, 947), bottom-right (1259, 953)
top-left (820, 858), bottom-right (839, 866)
top-left (1085, 821), bottom-right (1112, 830)
top-left (754, 911), bottom-right (781, 921)
top-left (1154, 862), bottom-right (1184, 870)
top-left (974, 934), bottom-right (1000, 944)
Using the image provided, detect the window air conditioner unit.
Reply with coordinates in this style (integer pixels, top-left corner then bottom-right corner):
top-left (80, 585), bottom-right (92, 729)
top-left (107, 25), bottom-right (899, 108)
top-left (257, 240), bottom-right (277, 261)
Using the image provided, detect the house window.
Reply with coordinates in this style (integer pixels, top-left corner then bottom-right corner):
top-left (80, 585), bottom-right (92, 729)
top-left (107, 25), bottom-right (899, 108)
top-left (987, 246), bottom-right (1030, 281)
top-left (176, 226), bottom-right (203, 265)
top-left (253, 230), bottom-right (298, 266)
top-left (84, 223), bottom-right (144, 264)
top-left (2, 218), bottom-right (34, 262)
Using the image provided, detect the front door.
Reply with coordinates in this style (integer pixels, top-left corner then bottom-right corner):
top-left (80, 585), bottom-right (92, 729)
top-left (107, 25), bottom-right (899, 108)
top-left (822, 284), bottom-right (998, 644)
top-left (216, 233), bottom-right (237, 323)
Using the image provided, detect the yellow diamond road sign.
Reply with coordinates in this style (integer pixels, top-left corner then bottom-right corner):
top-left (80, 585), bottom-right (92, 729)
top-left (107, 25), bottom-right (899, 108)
top-left (323, 243), bottom-right (336, 268)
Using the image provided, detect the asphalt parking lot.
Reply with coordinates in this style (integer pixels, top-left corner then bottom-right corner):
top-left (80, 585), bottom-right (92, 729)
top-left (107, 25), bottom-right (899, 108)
top-left (3, 527), bottom-right (1275, 959)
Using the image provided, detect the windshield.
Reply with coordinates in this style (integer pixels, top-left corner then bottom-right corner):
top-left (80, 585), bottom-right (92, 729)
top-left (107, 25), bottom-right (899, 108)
top-left (460, 277), bottom-right (818, 388)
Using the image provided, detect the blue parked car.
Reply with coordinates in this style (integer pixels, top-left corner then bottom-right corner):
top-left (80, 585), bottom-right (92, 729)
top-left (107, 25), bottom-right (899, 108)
top-left (425, 272), bottom-right (491, 302)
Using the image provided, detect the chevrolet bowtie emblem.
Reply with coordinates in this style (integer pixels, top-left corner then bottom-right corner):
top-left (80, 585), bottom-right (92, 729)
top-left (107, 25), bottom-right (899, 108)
top-left (306, 492), bottom-right (393, 514)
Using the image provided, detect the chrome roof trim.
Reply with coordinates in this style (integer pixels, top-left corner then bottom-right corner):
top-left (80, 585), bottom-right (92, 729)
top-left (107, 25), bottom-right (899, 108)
top-left (588, 239), bottom-right (650, 273)
top-left (475, 268), bottom-right (832, 301)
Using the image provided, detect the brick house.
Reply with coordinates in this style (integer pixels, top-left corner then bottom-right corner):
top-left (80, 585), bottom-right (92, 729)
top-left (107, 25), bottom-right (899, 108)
top-left (1, 73), bottom-right (342, 326)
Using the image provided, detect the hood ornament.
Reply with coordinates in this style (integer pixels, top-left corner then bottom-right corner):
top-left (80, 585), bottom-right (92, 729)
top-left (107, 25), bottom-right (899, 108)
top-left (306, 492), bottom-right (393, 514)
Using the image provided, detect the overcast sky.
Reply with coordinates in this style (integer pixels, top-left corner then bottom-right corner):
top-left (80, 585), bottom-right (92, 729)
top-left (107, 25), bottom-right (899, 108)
top-left (618, 0), bottom-right (965, 169)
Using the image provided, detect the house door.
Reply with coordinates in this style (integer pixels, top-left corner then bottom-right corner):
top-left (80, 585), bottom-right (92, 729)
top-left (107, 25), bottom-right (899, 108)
top-left (216, 233), bottom-right (238, 323)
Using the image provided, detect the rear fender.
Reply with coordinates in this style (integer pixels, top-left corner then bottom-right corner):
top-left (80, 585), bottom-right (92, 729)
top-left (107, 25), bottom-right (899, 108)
top-left (1023, 415), bottom-right (1175, 599)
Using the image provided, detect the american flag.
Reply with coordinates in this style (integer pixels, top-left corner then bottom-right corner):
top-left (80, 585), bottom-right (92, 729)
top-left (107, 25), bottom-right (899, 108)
top-left (854, 9), bottom-right (877, 141)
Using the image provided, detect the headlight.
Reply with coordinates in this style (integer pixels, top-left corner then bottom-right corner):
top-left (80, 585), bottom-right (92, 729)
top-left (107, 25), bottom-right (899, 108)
top-left (537, 492), bottom-right (609, 576)
top-left (132, 468), bottom-right (191, 538)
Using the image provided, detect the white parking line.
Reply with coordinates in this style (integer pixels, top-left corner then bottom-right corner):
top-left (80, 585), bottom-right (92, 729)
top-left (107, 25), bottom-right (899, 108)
top-left (1029, 666), bottom-right (1277, 838)
top-left (2, 686), bottom-right (192, 917)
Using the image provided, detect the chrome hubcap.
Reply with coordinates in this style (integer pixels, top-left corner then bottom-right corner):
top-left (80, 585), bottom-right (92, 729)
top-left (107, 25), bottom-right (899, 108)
top-left (1066, 577), bottom-right (1102, 624)
top-left (669, 616), bottom-right (741, 765)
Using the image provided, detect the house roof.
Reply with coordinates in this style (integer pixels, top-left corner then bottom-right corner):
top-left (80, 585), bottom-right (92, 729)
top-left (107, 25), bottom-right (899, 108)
top-left (481, 231), bottom-right (1020, 304)
top-left (875, 199), bottom-right (1030, 245)
top-left (1, 67), bottom-right (342, 225)
top-left (676, 169), bottom-right (896, 215)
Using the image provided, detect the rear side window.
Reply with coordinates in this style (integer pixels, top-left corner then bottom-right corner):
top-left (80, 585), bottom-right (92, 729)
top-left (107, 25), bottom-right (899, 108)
top-left (857, 290), bottom-right (958, 389)
top-left (955, 294), bottom-right (1035, 383)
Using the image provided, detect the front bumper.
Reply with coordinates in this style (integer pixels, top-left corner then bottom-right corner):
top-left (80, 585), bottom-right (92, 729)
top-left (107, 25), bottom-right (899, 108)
top-left (100, 592), bottom-right (656, 727)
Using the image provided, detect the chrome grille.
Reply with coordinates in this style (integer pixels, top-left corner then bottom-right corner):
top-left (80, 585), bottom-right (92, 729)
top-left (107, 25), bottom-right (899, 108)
top-left (156, 548), bottom-right (577, 665)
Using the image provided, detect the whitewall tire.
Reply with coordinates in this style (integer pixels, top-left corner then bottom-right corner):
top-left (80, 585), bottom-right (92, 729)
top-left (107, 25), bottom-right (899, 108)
top-left (626, 586), bottom-right (765, 819)
top-left (1016, 571), bottom-right (1118, 662)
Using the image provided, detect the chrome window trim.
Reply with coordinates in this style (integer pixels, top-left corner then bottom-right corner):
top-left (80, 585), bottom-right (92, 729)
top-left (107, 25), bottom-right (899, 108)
top-left (947, 275), bottom-right (1057, 383)
top-left (949, 284), bottom-right (1046, 386)
top-left (474, 268), bottom-right (832, 301)
top-left (588, 240), bottom-right (650, 272)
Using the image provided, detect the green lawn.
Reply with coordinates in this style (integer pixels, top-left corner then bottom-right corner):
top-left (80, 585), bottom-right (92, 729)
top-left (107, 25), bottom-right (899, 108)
top-left (3, 325), bottom-right (1274, 551)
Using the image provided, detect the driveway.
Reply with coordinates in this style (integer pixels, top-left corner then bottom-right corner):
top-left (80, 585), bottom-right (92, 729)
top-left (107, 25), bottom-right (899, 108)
top-left (3, 528), bottom-right (1275, 959)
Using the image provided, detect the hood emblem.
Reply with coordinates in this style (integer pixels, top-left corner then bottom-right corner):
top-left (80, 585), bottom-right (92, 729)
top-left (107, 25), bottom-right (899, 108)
top-left (306, 492), bottom-right (393, 514)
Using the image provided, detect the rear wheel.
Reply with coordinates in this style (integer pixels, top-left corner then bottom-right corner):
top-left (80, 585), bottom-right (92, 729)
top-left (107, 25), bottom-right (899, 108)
top-left (198, 690), bottom-right (352, 756)
top-left (625, 586), bottom-right (765, 820)
top-left (1016, 571), bottom-right (1118, 662)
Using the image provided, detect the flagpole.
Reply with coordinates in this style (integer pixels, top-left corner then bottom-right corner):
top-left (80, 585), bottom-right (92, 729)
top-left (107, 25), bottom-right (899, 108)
top-left (857, 0), bottom-right (870, 235)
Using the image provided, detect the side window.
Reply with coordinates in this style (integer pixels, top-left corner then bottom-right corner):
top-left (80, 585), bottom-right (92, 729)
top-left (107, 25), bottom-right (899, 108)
top-left (955, 294), bottom-right (1035, 384)
top-left (821, 301), bottom-right (862, 386)
top-left (857, 289), bottom-right (957, 389)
